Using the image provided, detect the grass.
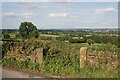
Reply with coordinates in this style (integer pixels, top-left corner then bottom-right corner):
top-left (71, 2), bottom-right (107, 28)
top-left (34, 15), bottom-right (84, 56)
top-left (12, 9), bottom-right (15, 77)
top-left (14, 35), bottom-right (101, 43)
top-left (2, 58), bottom-right (40, 71)
top-left (2, 58), bottom-right (119, 78)
top-left (9, 33), bottom-right (16, 38)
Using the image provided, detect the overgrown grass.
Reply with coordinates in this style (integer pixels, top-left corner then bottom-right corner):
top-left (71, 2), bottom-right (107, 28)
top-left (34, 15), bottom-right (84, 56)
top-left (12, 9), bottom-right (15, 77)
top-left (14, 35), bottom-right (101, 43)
top-left (2, 40), bottom-right (119, 78)
top-left (2, 58), bottom-right (40, 71)
top-left (2, 58), bottom-right (118, 78)
top-left (41, 41), bottom-right (119, 78)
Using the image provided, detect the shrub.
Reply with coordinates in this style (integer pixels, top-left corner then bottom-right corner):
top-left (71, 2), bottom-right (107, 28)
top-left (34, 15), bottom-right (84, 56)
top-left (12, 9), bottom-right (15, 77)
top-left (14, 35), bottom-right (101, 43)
top-left (15, 34), bottom-right (21, 39)
top-left (87, 39), bottom-right (94, 45)
top-left (3, 33), bottom-right (10, 39)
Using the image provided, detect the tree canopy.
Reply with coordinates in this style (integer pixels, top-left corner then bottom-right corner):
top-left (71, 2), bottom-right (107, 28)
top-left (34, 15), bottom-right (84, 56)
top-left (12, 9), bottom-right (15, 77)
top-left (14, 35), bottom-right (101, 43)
top-left (19, 22), bottom-right (39, 39)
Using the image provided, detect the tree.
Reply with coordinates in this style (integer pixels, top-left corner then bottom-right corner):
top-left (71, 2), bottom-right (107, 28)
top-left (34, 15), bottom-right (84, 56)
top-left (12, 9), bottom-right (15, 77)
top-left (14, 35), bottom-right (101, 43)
top-left (19, 22), bottom-right (39, 39)
top-left (3, 33), bottom-right (10, 39)
top-left (92, 35), bottom-right (102, 43)
top-left (87, 39), bottom-right (94, 45)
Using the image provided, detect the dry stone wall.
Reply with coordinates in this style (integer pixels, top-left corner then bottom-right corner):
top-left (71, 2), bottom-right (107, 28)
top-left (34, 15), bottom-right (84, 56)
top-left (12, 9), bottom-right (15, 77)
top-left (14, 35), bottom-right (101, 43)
top-left (4, 46), bottom-right (43, 64)
top-left (80, 47), bottom-right (119, 70)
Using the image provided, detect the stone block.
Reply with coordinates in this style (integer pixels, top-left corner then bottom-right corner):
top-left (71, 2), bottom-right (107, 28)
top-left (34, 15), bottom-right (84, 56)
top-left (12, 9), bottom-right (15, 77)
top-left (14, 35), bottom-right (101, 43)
top-left (80, 47), bottom-right (87, 68)
top-left (35, 48), bottom-right (43, 64)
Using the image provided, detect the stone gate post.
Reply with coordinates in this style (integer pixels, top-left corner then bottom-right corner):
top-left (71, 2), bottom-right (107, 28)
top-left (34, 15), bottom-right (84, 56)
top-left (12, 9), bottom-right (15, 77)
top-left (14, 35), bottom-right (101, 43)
top-left (80, 47), bottom-right (87, 68)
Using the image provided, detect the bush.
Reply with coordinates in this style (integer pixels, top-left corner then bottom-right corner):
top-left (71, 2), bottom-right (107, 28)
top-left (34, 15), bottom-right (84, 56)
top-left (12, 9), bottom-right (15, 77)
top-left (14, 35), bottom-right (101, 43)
top-left (69, 38), bottom-right (86, 43)
top-left (15, 34), bottom-right (21, 39)
top-left (87, 39), bottom-right (94, 45)
top-left (3, 33), bottom-right (10, 39)
top-left (69, 39), bottom-right (80, 43)
top-left (40, 36), bottom-right (53, 41)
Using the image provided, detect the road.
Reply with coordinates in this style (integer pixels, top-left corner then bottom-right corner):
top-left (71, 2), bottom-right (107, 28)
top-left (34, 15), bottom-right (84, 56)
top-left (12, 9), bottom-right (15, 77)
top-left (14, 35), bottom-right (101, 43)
top-left (1, 66), bottom-right (42, 78)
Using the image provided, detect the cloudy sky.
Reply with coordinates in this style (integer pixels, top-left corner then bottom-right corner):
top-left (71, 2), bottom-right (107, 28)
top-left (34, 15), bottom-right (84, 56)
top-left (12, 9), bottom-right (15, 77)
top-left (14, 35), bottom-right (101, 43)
top-left (2, 1), bottom-right (118, 29)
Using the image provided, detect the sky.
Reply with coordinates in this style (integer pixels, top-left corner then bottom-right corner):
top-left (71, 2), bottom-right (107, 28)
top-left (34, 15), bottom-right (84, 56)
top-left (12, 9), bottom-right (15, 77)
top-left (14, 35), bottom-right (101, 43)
top-left (1, 0), bottom-right (119, 29)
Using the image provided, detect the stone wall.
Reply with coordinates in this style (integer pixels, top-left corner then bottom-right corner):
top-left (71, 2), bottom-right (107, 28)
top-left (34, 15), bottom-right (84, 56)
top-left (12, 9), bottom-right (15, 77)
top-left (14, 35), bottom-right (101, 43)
top-left (4, 46), bottom-right (43, 64)
top-left (80, 47), bottom-right (118, 70)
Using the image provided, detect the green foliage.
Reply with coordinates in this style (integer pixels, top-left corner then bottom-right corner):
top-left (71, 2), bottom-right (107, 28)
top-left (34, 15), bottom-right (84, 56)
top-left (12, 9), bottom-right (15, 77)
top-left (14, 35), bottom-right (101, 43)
top-left (39, 36), bottom-right (53, 41)
top-left (87, 39), bottom-right (94, 45)
top-left (90, 34), bottom-right (118, 47)
top-left (2, 58), bottom-right (18, 67)
top-left (92, 35), bottom-right (102, 43)
top-left (89, 43), bottom-right (119, 52)
top-left (15, 34), bottom-right (21, 39)
top-left (19, 22), bottom-right (39, 39)
top-left (56, 36), bottom-right (70, 42)
top-left (2, 40), bottom-right (119, 78)
top-left (2, 34), bottom-right (119, 78)
top-left (2, 41), bottom-right (15, 57)
top-left (28, 63), bottom-right (39, 70)
top-left (69, 38), bottom-right (86, 43)
top-left (3, 33), bottom-right (10, 39)
top-left (18, 61), bottom-right (28, 68)
top-left (2, 58), bottom-right (40, 70)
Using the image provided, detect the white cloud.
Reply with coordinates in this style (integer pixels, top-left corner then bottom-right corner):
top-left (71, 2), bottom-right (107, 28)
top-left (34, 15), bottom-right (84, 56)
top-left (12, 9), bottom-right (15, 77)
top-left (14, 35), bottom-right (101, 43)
top-left (49, 13), bottom-right (69, 17)
top-left (94, 7), bottom-right (117, 14)
top-left (21, 13), bottom-right (33, 18)
top-left (2, 12), bottom-right (18, 17)
top-left (49, 12), bottom-right (78, 18)
top-left (3, 12), bottom-right (33, 18)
